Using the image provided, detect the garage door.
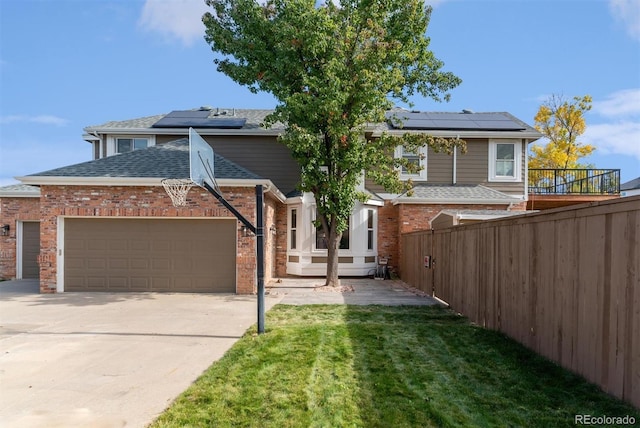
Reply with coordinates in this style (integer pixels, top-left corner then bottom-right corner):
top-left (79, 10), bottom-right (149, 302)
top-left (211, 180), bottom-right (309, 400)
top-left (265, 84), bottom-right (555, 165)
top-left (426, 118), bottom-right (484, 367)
top-left (64, 218), bottom-right (236, 292)
top-left (21, 222), bottom-right (40, 279)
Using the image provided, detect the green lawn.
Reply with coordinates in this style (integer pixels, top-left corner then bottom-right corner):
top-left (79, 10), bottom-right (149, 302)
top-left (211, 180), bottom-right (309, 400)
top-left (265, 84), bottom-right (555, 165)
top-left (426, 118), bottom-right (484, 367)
top-left (151, 305), bottom-right (638, 427)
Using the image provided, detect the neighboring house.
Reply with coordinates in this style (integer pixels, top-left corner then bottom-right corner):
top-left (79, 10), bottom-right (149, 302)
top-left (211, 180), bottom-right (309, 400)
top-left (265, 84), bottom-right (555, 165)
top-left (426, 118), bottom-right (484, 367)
top-left (0, 107), bottom-right (541, 293)
top-left (621, 176), bottom-right (640, 198)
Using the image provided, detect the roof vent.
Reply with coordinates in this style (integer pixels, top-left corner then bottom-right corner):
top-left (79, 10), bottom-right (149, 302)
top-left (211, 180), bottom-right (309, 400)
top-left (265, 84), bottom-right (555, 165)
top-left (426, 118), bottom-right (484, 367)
top-left (462, 109), bottom-right (474, 114)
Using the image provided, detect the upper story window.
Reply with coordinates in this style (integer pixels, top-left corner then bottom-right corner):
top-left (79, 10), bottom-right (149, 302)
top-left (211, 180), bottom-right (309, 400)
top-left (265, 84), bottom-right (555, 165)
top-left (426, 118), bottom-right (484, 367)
top-left (394, 146), bottom-right (428, 181)
top-left (117, 138), bottom-right (149, 154)
top-left (105, 135), bottom-right (156, 157)
top-left (488, 140), bottom-right (522, 182)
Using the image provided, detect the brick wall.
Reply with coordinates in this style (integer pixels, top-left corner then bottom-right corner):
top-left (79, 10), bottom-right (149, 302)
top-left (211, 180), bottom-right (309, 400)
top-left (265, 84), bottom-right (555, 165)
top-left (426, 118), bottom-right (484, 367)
top-left (38, 185), bottom-right (267, 294)
top-left (377, 202), bottom-right (399, 269)
top-left (0, 197), bottom-right (40, 279)
top-left (392, 203), bottom-right (512, 274)
top-left (274, 201), bottom-right (288, 278)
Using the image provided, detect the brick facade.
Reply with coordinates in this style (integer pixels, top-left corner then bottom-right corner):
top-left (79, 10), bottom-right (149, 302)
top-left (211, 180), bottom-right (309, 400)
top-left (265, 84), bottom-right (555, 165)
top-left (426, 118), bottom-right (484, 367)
top-left (0, 196), bottom-right (40, 279)
top-left (36, 185), bottom-right (266, 294)
top-left (395, 202), bottom-right (526, 274)
top-left (274, 202), bottom-right (289, 277)
top-left (2, 185), bottom-right (529, 291)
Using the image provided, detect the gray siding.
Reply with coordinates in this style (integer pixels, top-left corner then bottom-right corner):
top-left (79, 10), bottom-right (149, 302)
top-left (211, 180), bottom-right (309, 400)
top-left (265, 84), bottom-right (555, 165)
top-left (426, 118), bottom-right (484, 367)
top-left (456, 139), bottom-right (488, 184)
top-left (456, 138), bottom-right (525, 196)
top-left (365, 138), bottom-right (526, 197)
top-left (156, 134), bottom-right (301, 195)
top-left (426, 148), bottom-right (454, 183)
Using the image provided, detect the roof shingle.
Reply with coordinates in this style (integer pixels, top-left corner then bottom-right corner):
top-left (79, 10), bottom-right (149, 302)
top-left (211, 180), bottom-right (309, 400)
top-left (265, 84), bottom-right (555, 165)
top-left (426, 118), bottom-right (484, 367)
top-left (27, 138), bottom-right (262, 180)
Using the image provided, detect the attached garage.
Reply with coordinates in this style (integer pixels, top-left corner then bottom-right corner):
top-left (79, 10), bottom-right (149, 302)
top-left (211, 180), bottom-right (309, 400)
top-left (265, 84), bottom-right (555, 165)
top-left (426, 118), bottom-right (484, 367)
top-left (19, 221), bottom-right (40, 279)
top-left (63, 218), bottom-right (237, 292)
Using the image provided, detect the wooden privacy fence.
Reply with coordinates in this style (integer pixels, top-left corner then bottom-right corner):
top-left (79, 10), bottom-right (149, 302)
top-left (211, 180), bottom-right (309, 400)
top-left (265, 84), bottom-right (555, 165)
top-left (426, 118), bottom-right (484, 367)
top-left (400, 196), bottom-right (640, 408)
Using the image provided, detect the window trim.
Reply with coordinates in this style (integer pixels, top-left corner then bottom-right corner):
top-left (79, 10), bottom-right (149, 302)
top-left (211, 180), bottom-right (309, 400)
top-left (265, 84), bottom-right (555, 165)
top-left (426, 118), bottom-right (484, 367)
top-left (106, 135), bottom-right (155, 156)
top-left (313, 210), bottom-right (350, 251)
top-left (488, 140), bottom-right (521, 182)
top-left (394, 145), bottom-right (428, 181)
top-left (289, 208), bottom-right (298, 251)
top-left (366, 209), bottom-right (375, 251)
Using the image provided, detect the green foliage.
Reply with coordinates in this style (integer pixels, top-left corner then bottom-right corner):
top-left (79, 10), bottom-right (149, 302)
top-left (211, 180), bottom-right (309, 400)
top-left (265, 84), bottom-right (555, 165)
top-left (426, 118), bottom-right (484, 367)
top-left (203, 0), bottom-right (463, 283)
top-left (530, 94), bottom-right (596, 169)
top-left (151, 305), bottom-right (639, 427)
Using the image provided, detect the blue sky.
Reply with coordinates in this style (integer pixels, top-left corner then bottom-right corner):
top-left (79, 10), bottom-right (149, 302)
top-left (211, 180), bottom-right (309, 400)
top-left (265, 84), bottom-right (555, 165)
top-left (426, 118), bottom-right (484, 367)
top-left (1, 0), bottom-right (639, 187)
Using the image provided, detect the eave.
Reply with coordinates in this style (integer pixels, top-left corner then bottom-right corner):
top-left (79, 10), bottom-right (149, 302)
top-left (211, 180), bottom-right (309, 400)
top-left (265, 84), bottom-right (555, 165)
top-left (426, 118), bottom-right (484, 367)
top-left (392, 197), bottom-right (523, 206)
top-left (83, 127), bottom-right (283, 137)
top-left (372, 129), bottom-right (542, 141)
top-left (16, 177), bottom-right (286, 202)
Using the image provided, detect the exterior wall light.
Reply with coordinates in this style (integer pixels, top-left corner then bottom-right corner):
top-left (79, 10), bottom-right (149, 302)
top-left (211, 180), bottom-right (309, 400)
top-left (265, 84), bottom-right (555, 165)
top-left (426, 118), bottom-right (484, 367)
top-left (1, 224), bottom-right (9, 236)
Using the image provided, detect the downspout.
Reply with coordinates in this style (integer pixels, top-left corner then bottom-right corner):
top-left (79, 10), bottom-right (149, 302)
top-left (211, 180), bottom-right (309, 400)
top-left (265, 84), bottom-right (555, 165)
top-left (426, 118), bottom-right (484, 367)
top-left (523, 139), bottom-right (529, 207)
top-left (452, 135), bottom-right (458, 185)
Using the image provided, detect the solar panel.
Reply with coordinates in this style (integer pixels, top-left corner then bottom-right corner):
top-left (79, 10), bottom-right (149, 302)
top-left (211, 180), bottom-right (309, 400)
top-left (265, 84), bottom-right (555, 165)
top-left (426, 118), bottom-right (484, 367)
top-left (386, 112), bottom-right (526, 131)
top-left (152, 110), bottom-right (247, 129)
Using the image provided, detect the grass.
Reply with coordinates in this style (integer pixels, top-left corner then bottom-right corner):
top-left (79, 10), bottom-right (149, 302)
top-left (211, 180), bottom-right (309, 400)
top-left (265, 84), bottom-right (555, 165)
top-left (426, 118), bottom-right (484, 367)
top-left (151, 305), bottom-right (639, 427)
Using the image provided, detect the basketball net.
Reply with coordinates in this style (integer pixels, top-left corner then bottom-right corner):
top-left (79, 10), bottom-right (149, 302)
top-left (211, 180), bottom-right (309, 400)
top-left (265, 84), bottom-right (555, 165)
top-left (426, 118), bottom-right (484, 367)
top-left (161, 178), bottom-right (194, 207)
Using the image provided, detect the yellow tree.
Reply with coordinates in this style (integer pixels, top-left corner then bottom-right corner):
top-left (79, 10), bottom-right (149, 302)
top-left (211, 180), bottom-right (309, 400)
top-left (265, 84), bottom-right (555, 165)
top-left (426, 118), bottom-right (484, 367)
top-left (529, 94), bottom-right (595, 169)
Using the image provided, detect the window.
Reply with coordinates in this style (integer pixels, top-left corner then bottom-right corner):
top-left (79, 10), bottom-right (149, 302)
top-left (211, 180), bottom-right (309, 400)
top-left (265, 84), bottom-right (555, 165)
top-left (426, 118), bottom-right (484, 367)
top-left (367, 209), bottom-right (374, 250)
top-left (488, 140), bottom-right (521, 182)
top-left (395, 146), bottom-right (427, 180)
top-left (315, 212), bottom-right (349, 250)
top-left (290, 209), bottom-right (297, 250)
top-left (116, 138), bottom-right (149, 154)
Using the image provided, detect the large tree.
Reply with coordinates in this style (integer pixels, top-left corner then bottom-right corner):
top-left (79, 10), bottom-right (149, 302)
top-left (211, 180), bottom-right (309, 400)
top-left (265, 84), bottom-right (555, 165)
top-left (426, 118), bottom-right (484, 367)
top-left (203, 0), bottom-right (464, 286)
top-left (529, 94), bottom-right (595, 169)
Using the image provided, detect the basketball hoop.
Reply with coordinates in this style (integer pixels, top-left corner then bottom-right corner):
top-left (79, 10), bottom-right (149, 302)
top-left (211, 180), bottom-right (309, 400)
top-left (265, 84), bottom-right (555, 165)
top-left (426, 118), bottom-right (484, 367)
top-left (161, 178), bottom-right (194, 207)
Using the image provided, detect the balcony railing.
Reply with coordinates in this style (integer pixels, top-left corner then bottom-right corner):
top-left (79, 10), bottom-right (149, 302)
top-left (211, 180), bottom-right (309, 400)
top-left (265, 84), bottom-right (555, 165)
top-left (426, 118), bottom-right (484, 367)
top-left (528, 169), bottom-right (620, 195)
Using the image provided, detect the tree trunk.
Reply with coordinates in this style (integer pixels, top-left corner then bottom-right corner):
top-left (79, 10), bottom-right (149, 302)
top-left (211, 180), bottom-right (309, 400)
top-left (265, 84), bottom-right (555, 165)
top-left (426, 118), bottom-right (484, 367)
top-left (324, 222), bottom-right (341, 287)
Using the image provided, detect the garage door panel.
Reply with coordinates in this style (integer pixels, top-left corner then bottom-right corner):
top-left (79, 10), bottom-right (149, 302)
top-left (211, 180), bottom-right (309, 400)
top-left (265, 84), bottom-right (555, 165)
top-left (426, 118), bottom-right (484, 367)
top-left (152, 259), bottom-right (171, 270)
top-left (130, 240), bottom-right (150, 252)
top-left (64, 218), bottom-right (236, 292)
top-left (87, 277), bottom-right (107, 289)
top-left (88, 259), bottom-right (107, 270)
top-left (130, 277), bottom-right (150, 290)
top-left (88, 240), bottom-right (108, 251)
top-left (107, 277), bottom-right (129, 291)
top-left (151, 277), bottom-right (172, 291)
top-left (130, 258), bottom-right (149, 270)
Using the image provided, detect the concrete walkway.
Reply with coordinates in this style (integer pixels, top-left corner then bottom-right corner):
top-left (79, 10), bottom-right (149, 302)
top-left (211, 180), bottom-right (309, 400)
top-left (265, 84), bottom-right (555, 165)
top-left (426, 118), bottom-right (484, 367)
top-left (0, 277), bottom-right (437, 428)
top-left (268, 277), bottom-right (441, 306)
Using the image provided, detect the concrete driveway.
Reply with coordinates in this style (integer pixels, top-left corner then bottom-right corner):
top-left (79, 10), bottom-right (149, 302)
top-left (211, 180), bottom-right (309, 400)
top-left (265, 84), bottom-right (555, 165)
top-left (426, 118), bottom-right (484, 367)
top-left (0, 280), bottom-right (283, 428)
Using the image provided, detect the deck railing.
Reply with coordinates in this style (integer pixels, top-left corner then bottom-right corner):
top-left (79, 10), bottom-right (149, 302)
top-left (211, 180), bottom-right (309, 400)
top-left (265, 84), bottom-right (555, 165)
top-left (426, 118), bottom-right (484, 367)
top-left (528, 168), bottom-right (620, 195)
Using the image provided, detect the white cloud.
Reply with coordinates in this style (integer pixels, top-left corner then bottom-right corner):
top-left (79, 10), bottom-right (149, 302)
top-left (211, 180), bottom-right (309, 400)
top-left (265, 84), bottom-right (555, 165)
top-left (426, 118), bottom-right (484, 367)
top-left (138, 0), bottom-right (209, 46)
top-left (609, 0), bottom-right (640, 41)
top-left (0, 115), bottom-right (69, 126)
top-left (585, 89), bottom-right (640, 160)
top-left (583, 121), bottom-right (640, 159)
top-left (592, 88), bottom-right (640, 117)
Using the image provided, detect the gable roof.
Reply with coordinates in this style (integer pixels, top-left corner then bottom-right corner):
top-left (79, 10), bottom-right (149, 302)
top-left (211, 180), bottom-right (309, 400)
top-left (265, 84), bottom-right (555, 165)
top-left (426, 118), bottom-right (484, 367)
top-left (393, 184), bottom-right (522, 205)
top-left (84, 107), bottom-right (542, 140)
top-left (0, 183), bottom-right (41, 198)
top-left (621, 176), bottom-right (640, 191)
top-left (380, 108), bottom-right (541, 139)
top-left (17, 139), bottom-right (274, 190)
top-left (84, 109), bottom-right (284, 136)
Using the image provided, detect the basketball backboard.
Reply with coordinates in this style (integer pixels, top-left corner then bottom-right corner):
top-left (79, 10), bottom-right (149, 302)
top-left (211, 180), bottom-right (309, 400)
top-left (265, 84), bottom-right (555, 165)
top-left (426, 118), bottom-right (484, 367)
top-left (189, 127), bottom-right (218, 192)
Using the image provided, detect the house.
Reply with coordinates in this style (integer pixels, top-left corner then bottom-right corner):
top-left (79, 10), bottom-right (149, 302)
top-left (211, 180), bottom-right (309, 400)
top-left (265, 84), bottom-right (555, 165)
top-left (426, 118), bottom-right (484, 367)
top-left (0, 107), bottom-right (542, 293)
top-left (621, 176), bottom-right (640, 198)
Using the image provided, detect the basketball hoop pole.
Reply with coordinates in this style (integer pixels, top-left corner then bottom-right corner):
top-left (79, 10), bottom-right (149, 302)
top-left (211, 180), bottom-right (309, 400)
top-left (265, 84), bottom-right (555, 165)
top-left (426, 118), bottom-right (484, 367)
top-left (203, 182), bottom-right (266, 334)
top-left (255, 185), bottom-right (265, 334)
